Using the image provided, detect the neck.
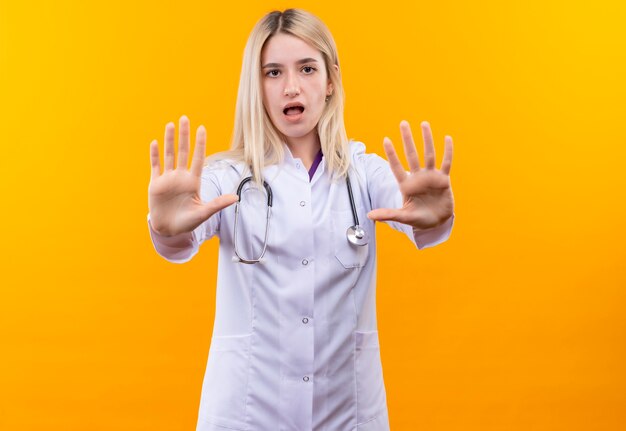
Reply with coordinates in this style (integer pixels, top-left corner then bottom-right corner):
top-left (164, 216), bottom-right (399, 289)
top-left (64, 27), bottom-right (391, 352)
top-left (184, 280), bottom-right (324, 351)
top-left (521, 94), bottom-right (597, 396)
top-left (285, 132), bottom-right (321, 170)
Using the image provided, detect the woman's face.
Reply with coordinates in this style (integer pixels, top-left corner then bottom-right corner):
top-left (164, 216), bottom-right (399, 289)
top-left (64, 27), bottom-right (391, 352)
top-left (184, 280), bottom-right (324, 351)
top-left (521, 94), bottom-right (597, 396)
top-left (261, 33), bottom-right (333, 146)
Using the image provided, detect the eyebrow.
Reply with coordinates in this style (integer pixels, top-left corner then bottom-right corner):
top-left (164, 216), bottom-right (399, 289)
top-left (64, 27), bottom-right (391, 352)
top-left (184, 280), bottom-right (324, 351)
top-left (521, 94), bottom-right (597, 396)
top-left (262, 58), bottom-right (319, 69)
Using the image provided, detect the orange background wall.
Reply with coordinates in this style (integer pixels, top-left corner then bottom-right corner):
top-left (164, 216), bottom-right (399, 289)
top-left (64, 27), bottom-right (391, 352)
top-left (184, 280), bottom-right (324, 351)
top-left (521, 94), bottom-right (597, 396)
top-left (1, 0), bottom-right (625, 429)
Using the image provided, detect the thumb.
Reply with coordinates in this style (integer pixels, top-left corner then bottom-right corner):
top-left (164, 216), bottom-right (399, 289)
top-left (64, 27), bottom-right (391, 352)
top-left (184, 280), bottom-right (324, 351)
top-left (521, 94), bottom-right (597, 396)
top-left (367, 208), bottom-right (404, 223)
top-left (199, 194), bottom-right (239, 221)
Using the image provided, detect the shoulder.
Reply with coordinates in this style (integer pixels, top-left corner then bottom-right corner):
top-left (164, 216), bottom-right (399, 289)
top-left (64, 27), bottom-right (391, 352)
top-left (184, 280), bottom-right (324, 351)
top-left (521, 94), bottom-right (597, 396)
top-left (200, 159), bottom-right (247, 192)
top-left (202, 158), bottom-right (246, 177)
top-left (348, 139), bottom-right (366, 159)
top-left (348, 139), bottom-right (388, 171)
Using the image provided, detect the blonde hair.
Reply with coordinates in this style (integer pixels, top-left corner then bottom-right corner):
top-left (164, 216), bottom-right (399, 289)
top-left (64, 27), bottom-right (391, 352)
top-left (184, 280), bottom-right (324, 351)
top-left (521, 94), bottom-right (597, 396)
top-left (209, 8), bottom-right (351, 186)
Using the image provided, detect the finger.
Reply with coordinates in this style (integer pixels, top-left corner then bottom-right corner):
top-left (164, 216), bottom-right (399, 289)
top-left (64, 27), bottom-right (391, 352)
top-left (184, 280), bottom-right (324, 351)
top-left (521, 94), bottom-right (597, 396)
top-left (421, 121), bottom-right (436, 169)
top-left (383, 137), bottom-right (407, 185)
top-left (177, 115), bottom-right (190, 170)
top-left (200, 194), bottom-right (239, 220)
top-left (164, 122), bottom-right (175, 171)
top-left (367, 208), bottom-right (409, 224)
top-left (441, 135), bottom-right (453, 175)
top-left (150, 140), bottom-right (161, 180)
top-left (400, 120), bottom-right (420, 172)
top-left (190, 125), bottom-right (207, 177)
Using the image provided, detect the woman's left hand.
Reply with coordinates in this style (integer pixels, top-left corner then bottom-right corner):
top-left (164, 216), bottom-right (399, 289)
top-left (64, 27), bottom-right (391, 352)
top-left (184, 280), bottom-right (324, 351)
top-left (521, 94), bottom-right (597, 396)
top-left (367, 120), bottom-right (454, 231)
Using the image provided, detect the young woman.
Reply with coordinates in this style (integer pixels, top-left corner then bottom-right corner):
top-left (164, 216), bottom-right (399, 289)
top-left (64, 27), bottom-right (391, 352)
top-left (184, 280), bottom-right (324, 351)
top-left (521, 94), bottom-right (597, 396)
top-left (147, 8), bottom-right (455, 431)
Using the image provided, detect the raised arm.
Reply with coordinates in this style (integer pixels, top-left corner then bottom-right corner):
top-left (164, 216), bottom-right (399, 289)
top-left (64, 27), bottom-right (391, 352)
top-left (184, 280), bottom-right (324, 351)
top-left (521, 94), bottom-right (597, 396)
top-left (366, 120), bottom-right (455, 249)
top-left (149, 115), bottom-right (238, 236)
top-left (367, 121), bottom-right (454, 232)
top-left (147, 115), bottom-right (238, 262)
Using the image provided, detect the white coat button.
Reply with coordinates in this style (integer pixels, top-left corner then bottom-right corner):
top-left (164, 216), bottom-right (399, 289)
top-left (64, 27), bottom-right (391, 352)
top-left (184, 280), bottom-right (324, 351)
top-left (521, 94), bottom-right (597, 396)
top-left (302, 317), bottom-right (309, 324)
top-left (295, 163), bottom-right (300, 169)
top-left (302, 259), bottom-right (309, 266)
top-left (303, 376), bottom-right (310, 382)
top-left (300, 201), bottom-right (306, 207)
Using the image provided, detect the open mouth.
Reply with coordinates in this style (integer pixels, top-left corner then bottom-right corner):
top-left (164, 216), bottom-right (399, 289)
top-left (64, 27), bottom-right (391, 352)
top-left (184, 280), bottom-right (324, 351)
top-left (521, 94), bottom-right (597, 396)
top-left (283, 105), bottom-right (305, 116)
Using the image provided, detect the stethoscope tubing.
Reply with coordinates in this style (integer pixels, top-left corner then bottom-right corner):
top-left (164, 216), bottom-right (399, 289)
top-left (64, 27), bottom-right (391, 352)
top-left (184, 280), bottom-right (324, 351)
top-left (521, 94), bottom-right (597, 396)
top-left (233, 177), bottom-right (273, 264)
top-left (233, 173), bottom-right (367, 264)
top-left (345, 175), bottom-right (359, 227)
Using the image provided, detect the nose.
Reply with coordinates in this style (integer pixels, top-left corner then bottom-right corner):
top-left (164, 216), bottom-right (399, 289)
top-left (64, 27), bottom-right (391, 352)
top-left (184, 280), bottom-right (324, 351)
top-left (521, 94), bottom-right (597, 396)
top-left (284, 72), bottom-right (301, 97)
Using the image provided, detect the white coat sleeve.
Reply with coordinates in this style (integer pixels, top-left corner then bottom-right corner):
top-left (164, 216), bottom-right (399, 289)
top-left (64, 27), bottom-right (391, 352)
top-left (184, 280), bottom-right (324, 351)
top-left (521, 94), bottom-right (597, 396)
top-left (146, 164), bottom-right (225, 263)
top-left (359, 146), bottom-right (454, 250)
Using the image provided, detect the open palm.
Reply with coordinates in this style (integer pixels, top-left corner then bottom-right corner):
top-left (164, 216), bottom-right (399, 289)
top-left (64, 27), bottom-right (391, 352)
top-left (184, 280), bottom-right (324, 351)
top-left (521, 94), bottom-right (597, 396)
top-left (148, 116), bottom-right (238, 237)
top-left (367, 120), bottom-right (454, 231)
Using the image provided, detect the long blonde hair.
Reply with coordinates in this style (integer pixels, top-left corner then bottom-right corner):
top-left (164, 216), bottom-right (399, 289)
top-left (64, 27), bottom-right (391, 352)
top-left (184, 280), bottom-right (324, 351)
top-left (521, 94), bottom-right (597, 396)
top-left (209, 8), bottom-right (351, 186)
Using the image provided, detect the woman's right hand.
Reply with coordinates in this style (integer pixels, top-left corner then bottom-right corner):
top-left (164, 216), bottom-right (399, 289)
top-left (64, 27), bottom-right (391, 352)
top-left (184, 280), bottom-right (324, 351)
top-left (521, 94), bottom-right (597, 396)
top-left (148, 115), bottom-right (238, 237)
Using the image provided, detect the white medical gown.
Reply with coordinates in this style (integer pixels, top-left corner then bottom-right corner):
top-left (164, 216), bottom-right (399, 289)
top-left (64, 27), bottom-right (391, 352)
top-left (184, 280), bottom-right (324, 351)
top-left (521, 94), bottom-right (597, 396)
top-left (147, 140), bottom-right (454, 431)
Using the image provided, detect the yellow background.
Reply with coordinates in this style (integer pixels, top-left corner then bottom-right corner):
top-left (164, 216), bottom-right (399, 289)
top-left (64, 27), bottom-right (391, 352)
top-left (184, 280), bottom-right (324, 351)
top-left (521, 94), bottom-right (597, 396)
top-left (1, 0), bottom-right (625, 429)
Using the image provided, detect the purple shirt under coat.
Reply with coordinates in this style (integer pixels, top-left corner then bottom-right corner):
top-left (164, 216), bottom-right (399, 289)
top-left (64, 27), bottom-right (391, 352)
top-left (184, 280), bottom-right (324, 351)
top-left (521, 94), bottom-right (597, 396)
top-left (308, 149), bottom-right (324, 181)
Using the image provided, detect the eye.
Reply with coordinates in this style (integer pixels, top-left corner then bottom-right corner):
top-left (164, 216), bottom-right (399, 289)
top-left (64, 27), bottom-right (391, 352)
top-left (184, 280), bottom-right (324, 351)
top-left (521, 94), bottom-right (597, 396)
top-left (302, 66), bottom-right (317, 74)
top-left (266, 69), bottom-right (280, 77)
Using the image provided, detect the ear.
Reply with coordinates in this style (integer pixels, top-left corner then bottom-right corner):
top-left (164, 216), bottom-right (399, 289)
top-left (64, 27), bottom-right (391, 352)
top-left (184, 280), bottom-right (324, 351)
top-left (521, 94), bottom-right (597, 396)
top-left (327, 64), bottom-right (339, 95)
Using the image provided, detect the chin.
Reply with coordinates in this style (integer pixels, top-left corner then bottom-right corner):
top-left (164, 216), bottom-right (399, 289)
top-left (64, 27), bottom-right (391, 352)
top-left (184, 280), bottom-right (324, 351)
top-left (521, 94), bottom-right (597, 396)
top-left (278, 124), bottom-right (315, 139)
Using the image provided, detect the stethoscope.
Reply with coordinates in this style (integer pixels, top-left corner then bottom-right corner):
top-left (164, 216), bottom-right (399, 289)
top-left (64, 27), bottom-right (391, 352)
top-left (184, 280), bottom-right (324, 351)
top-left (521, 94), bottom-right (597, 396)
top-left (233, 175), bottom-right (369, 264)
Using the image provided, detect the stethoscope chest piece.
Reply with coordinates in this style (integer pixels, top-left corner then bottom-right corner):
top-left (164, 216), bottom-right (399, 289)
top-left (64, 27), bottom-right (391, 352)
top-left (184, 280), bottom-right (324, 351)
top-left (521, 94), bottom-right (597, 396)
top-left (344, 175), bottom-right (369, 246)
top-left (347, 225), bottom-right (369, 246)
top-left (233, 172), bottom-right (370, 263)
